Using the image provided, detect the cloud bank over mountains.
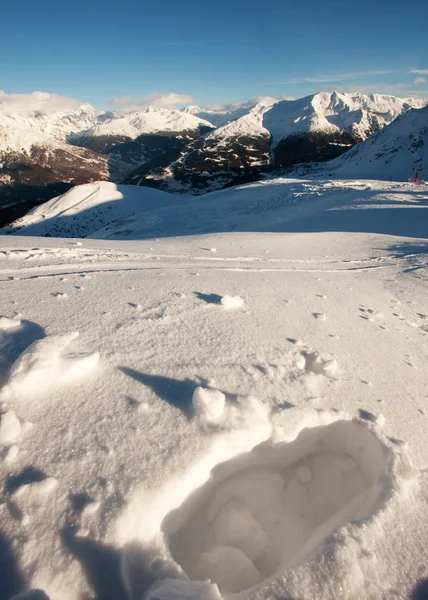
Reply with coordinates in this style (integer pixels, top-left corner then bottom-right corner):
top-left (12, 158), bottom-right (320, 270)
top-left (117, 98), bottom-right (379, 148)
top-left (0, 91), bottom-right (81, 115)
top-left (108, 92), bottom-right (195, 111)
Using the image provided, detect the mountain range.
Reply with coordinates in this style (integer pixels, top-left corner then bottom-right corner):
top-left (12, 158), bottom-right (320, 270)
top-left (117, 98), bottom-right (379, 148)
top-left (0, 91), bottom-right (426, 226)
top-left (3, 101), bottom-right (427, 239)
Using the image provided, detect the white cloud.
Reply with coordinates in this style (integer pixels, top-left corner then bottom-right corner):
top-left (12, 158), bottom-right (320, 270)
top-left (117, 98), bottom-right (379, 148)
top-left (204, 97), bottom-right (276, 111)
top-left (414, 76), bottom-right (426, 84)
top-left (108, 92), bottom-right (194, 111)
top-left (344, 81), bottom-right (428, 98)
top-left (277, 70), bottom-right (396, 85)
top-left (410, 69), bottom-right (428, 75)
top-left (0, 91), bottom-right (81, 115)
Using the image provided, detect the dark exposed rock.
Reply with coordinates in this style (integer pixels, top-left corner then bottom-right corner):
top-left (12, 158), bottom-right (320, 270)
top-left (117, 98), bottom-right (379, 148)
top-left (272, 131), bottom-right (358, 168)
top-left (124, 133), bottom-right (271, 194)
top-left (70, 126), bottom-right (213, 181)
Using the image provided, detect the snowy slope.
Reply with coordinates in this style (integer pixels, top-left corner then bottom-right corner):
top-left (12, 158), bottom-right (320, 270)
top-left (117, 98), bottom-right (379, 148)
top-left (323, 105), bottom-right (428, 181)
top-left (3, 176), bottom-right (428, 242)
top-left (1, 182), bottom-right (185, 238)
top-left (0, 181), bottom-right (428, 599)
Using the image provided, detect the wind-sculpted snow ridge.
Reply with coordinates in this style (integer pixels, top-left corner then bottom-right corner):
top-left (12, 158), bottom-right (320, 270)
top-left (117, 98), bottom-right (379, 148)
top-left (0, 331), bottom-right (100, 401)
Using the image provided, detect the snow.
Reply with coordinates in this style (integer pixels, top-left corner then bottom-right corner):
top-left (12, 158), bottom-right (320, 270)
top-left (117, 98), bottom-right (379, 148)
top-left (192, 387), bottom-right (225, 424)
top-left (0, 171), bottom-right (428, 600)
top-left (1, 331), bottom-right (100, 402)
top-left (220, 295), bottom-right (244, 309)
top-left (167, 419), bottom-right (393, 593)
top-left (4, 176), bottom-right (428, 241)
top-left (0, 316), bottom-right (21, 329)
top-left (0, 410), bottom-right (21, 444)
top-left (1, 181), bottom-right (185, 238)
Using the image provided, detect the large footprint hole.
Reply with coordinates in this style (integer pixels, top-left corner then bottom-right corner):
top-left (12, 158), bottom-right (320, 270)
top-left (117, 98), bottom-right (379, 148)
top-left (162, 420), bottom-right (392, 594)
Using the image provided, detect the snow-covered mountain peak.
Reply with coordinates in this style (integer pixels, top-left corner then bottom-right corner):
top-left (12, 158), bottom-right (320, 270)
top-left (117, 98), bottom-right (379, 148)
top-left (182, 97), bottom-right (277, 128)
top-left (263, 91), bottom-right (427, 145)
top-left (182, 105), bottom-right (204, 115)
top-left (0, 101), bottom-right (108, 143)
top-left (78, 106), bottom-right (214, 140)
top-left (208, 102), bottom-right (272, 141)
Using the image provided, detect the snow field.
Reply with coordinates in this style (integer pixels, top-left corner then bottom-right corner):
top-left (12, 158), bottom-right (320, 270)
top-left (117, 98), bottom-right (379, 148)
top-left (0, 226), bottom-right (427, 600)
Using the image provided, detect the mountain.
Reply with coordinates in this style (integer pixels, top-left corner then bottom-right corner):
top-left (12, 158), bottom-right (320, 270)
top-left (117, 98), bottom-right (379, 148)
top-left (319, 104), bottom-right (428, 181)
top-left (69, 106), bottom-right (215, 180)
top-left (181, 97), bottom-right (276, 127)
top-left (127, 92), bottom-right (427, 195)
top-left (0, 102), bottom-right (109, 141)
top-left (1, 91), bottom-right (426, 228)
top-left (0, 113), bottom-right (109, 226)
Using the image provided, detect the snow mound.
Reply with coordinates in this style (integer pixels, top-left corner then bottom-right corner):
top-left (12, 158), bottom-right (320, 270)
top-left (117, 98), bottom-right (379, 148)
top-left (0, 316), bottom-right (21, 330)
top-left (164, 420), bottom-right (392, 594)
top-left (221, 295), bottom-right (244, 310)
top-left (12, 477), bottom-right (58, 510)
top-left (192, 387), bottom-right (225, 424)
top-left (1, 332), bottom-right (100, 401)
top-left (303, 351), bottom-right (340, 379)
top-left (0, 410), bottom-right (21, 444)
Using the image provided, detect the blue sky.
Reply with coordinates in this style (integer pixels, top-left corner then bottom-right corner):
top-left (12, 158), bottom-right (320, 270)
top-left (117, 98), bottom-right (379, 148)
top-left (2, 0), bottom-right (428, 109)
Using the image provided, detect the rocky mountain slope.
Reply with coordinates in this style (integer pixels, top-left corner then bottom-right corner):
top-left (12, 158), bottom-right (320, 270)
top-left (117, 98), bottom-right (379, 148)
top-left (0, 101), bottom-right (212, 226)
top-left (127, 92), bottom-right (427, 194)
top-left (69, 107), bottom-right (214, 180)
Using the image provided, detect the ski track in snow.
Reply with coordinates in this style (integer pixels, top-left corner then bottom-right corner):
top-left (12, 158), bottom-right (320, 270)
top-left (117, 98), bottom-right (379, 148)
top-left (0, 229), bottom-right (427, 600)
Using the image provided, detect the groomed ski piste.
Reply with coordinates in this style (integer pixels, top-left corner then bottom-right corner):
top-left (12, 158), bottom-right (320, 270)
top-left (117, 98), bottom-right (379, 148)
top-left (1, 175), bottom-right (428, 600)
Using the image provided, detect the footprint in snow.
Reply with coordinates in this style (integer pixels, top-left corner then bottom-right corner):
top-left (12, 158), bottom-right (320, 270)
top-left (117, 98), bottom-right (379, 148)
top-left (161, 420), bottom-right (398, 595)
